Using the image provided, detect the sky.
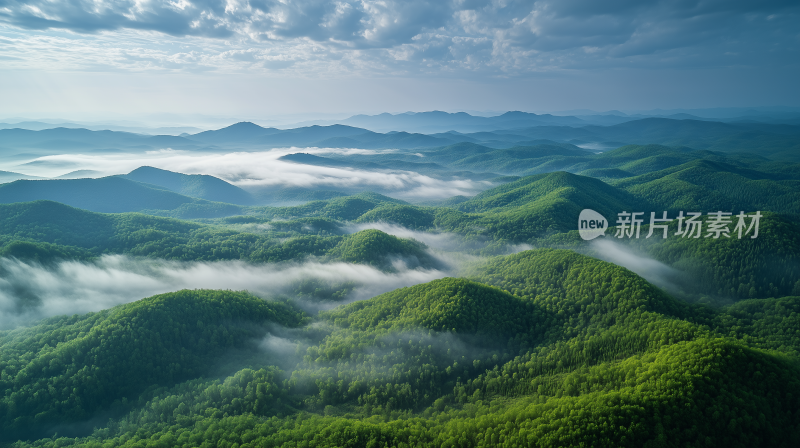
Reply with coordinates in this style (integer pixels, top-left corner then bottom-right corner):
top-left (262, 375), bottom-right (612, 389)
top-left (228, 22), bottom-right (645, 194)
top-left (1, 0), bottom-right (799, 120)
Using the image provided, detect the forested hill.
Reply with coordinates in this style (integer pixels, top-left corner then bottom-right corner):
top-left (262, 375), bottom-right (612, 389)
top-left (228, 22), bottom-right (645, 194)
top-left (0, 200), bottom-right (437, 269)
top-left (1, 125), bottom-right (799, 446)
top-left (5, 117), bottom-right (797, 158)
top-left (544, 212), bottom-right (800, 302)
top-left (0, 177), bottom-right (244, 217)
top-left (1, 184), bottom-right (798, 305)
top-left (3, 249), bottom-right (799, 446)
top-left (0, 290), bottom-right (306, 441)
top-left (122, 166), bottom-right (255, 205)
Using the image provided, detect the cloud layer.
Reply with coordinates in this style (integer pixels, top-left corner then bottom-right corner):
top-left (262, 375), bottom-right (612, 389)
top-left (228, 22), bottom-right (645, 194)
top-left (6, 147), bottom-right (489, 200)
top-left (0, 255), bottom-right (448, 329)
top-left (0, 0), bottom-right (797, 75)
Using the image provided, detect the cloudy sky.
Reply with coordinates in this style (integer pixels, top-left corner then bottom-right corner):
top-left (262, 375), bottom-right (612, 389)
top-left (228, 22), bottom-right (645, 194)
top-left (1, 0), bottom-right (798, 119)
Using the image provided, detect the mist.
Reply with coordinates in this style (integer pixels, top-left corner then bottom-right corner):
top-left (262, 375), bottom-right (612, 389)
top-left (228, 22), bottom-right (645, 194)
top-left (590, 239), bottom-right (687, 296)
top-left (0, 255), bottom-right (449, 330)
top-left (346, 222), bottom-right (532, 258)
top-left (4, 148), bottom-right (490, 200)
top-left (346, 222), bottom-right (466, 252)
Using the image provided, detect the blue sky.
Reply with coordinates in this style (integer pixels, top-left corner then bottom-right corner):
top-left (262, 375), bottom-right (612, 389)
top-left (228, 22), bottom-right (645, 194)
top-left (1, 0), bottom-right (798, 119)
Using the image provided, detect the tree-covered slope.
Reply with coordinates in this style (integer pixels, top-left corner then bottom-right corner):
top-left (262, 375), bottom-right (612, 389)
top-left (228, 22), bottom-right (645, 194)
top-left (0, 289), bottom-right (305, 441)
top-left (0, 201), bottom-right (434, 267)
top-left (326, 278), bottom-right (541, 339)
top-left (355, 204), bottom-right (436, 230)
top-left (326, 229), bottom-right (438, 269)
top-left (0, 177), bottom-right (244, 217)
top-left (622, 212), bottom-right (800, 300)
top-left (4, 249), bottom-right (800, 447)
top-left (444, 145), bottom-right (591, 174)
top-left (412, 172), bottom-right (651, 242)
top-left (123, 166), bottom-right (255, 205)
top-left (542, 212), bottom-right (800, 302)
top-left (612, 159), bottom-right (800, 214)
top-left (457, 171), bottom-right (643, 214)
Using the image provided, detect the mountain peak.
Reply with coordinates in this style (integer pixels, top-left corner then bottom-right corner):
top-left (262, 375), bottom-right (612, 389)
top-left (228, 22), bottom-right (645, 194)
top-left (224, 121), bottom-right (267, 130)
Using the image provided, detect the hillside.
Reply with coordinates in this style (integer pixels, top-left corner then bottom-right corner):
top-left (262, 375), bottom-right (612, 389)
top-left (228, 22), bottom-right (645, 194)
top-left (123, 166), bottom-right (254, 205)
top-left (188, 122), bottom-right (281, 143)
top-left (326, 277), bottom-right (542, 339)
top-left (1, 120), bottom-right (800, 446)
top-left (2, 117), bottom-right (799, 158)
top-left (431, 171), bottom-right (651, 241)
top-left (326, 228), bottom-right (438, 270)
top-left (0, 177), bottom-right (244, 216)
top-left (0, 289), bottom-right (305, 441)
top-left (4, 249), bottom-right (800, 446)
top-left (0, 201), bottom-right (431, 267)
top-left (612, 159), bottom-right (800, 214)
top-left (622, 212), bottom-right (800, 301)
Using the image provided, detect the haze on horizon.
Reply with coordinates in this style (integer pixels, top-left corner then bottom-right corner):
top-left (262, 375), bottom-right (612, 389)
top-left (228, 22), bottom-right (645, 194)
top-left (1, 0), bottom-right (798, 121)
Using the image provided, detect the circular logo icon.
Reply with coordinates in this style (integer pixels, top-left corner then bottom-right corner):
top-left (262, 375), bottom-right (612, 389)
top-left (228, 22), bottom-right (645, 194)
top-left (579, 209), bottom-right (608, 241)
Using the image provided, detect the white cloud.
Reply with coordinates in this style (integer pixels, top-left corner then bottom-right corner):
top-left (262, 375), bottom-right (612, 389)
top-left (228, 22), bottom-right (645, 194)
top-left (0, 0), bottom-right (795, 76)
top-left (5, 148), bottom-right (489, 200)
top-left (0, 255), bottom-right (448, 330)
top-left (590, 238), bottom-right (683, 294)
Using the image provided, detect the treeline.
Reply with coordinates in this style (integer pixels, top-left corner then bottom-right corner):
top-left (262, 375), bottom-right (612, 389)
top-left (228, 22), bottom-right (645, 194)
top-left (2, 183), bottom-right (799, 303)
top-left (0, 290), bottom-right (306, 441)
top-left (0, 201), bottom-right (437, 269)
top-left (6, 249), bottom-right (800, 446)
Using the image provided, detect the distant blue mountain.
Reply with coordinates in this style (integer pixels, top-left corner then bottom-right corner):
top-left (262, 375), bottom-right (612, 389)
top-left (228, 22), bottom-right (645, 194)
top-left (341, 110), bottom-right (587, 133)
top-left (189, 122), bottom-right (282, 143)
top-left (0, 127), bottom-right (207, 153)
top-left (1, 117), bottom-right (799, 160)
top-left (0, 177), bottom-right (215, 214)
top-left (0, 170), bottom-right (42, 183)
top-left (123, 166), bottom-right (254, 205)
top-left (253, 124), bottom-right (374, 146)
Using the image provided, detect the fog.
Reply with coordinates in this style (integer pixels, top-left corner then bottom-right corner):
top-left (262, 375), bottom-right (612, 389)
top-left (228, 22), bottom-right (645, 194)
top-left (5, 148), bottom-right (490, 200)
top-left (0, 255), bottom-right (449, 330)
top-left (346, 222), bottom-right (530, 257)
top-left (346, 222), bottom-right (466, 252)
top-left (590, 239), bottom-right (687, 296)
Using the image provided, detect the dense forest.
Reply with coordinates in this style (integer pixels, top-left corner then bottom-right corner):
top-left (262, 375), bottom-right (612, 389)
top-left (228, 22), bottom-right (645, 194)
top-left (0, 140), bottom-right (799, 447)
top-left (2, 251), bottom-right (799, 446)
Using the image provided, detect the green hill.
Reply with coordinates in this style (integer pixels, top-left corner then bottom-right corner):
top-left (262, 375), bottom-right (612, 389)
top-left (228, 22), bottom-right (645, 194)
top-left (612, 159), bottom-right (800, 215)
top-left (5, 249), bottom-right (800, 446)
top-left (0, 289), bottom-right (305, 440)
top-left (445, 145), bottom-right (591, 174)
top-left (621, 212), bottom-right (800, 301)
top-left (0, 177), bottom-right (244, 217)
top-left (422, 172), bottom-right (650, 242)
top-left (326, 278), bottom-right (541, 339)
top-left (0, 201), bottom-right (432, 269)
top-left (470, 248), bottom-right (690, 324)
top-left (123, 166), bottom-right (254, 205)
top-left (534, 211), bottom-right (800, 303)
top-left (458, 171), bottom-right (642, 214)
top-left (355, 204), bottom-right (436, 229)
top-left (327, 229), bottom-right (437, 269)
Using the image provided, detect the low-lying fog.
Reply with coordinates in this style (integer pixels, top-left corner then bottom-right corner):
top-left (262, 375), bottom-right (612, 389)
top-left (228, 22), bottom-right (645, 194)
top-left (3, 148), bottom-right (491, 201)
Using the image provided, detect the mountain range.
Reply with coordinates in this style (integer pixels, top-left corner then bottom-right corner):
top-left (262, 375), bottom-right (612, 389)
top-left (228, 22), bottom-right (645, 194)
top-left (0, 112), bottom-right (799, 446)
top-left (3, 114), bottom-right (799, 161)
